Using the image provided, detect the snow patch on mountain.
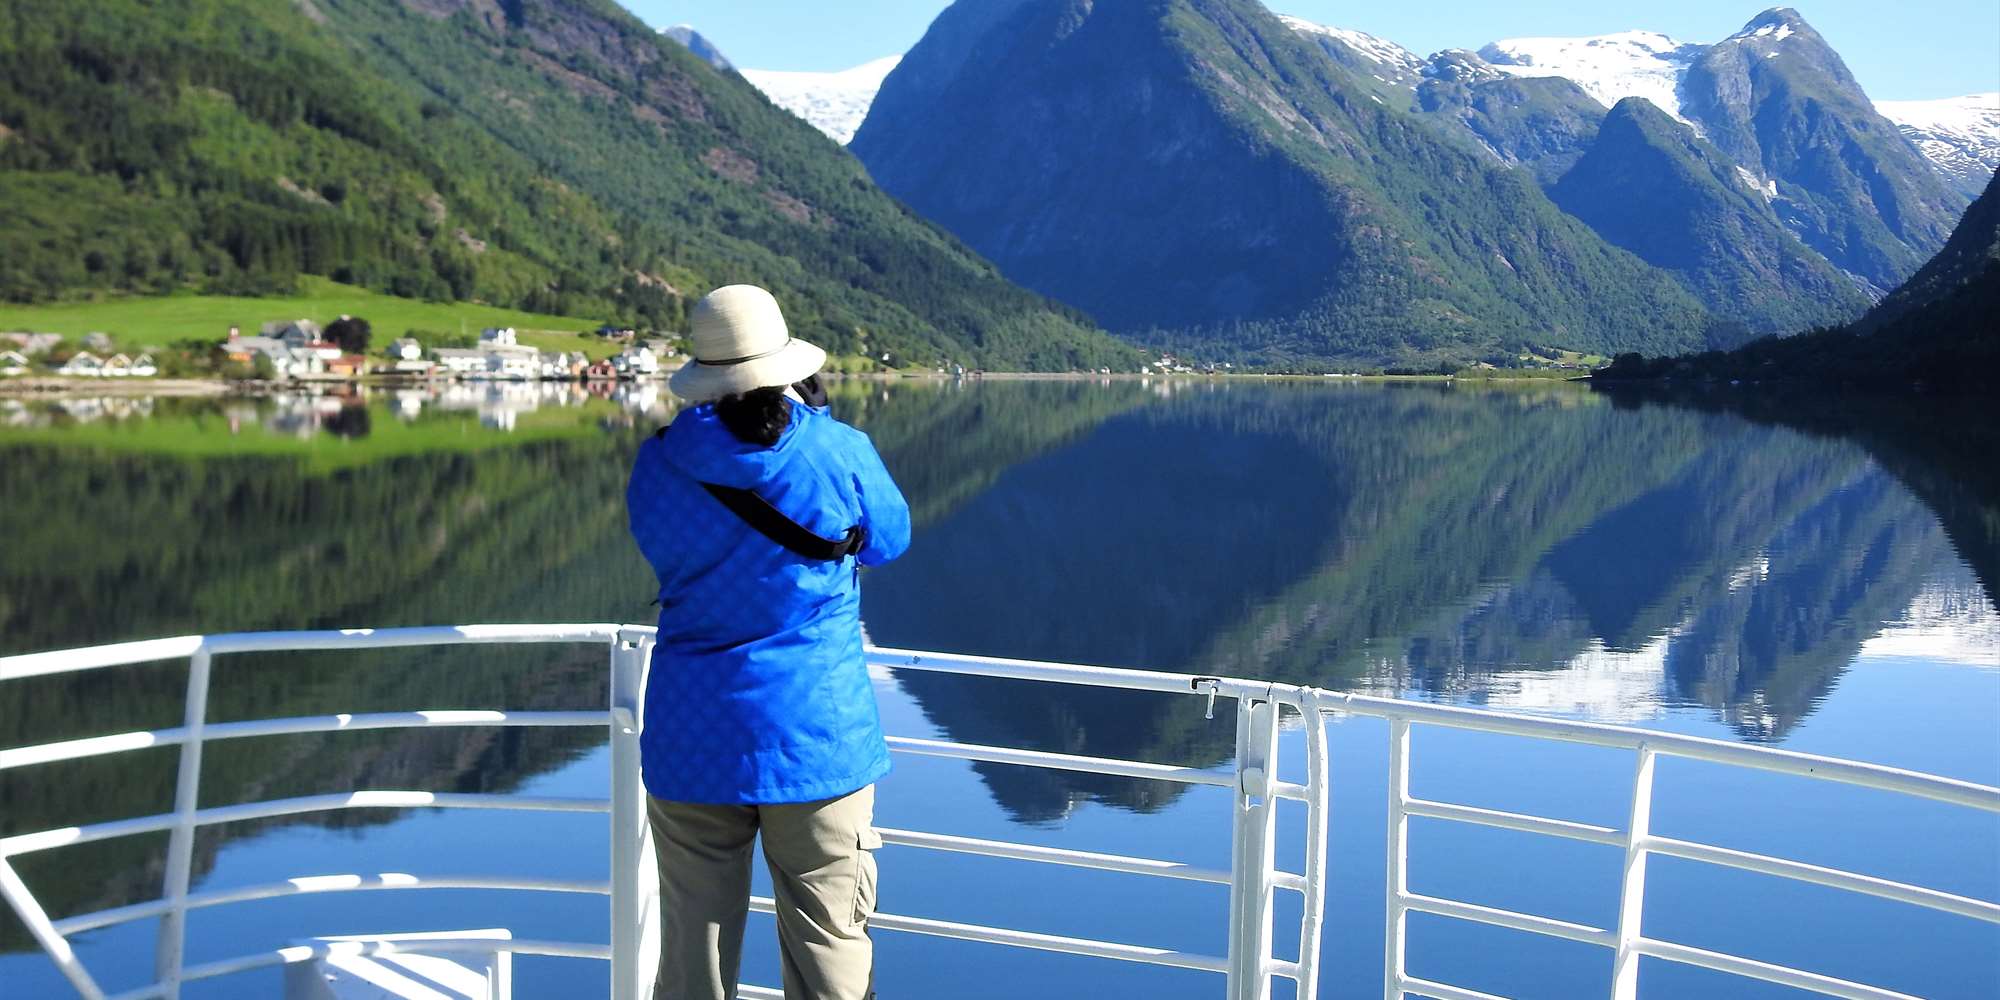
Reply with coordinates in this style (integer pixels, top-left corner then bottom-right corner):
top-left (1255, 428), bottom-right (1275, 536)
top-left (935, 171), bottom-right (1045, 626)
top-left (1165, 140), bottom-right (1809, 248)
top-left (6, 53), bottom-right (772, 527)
top-left (742, 57), bottom-right (903, 145)
top-left (1278, 14), bottom-right (1428, 83)
top-left (1875, 93), bottom-right (2000, 191)
top-left (1478, 31), bottom-right (1701, 121)
top-left (1733, 22), bottom-right (1796, 42)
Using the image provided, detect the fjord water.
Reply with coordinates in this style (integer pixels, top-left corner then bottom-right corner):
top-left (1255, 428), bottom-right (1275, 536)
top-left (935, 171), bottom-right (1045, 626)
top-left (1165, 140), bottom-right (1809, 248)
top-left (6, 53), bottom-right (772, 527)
top-left (1, 380), bottom-right (1995, 998)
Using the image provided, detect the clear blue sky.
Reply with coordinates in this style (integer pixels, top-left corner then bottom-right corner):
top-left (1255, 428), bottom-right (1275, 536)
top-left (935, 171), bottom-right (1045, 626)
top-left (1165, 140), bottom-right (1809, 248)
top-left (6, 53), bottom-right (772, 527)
top-left (627, 0), bottom-right (2000, 101)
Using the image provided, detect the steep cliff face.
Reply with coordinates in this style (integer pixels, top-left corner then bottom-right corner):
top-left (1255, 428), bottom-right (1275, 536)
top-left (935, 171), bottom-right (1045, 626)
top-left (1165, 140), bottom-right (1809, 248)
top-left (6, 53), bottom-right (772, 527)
top-left (1551, 98), bottom-right (1870, 333)
top-left (1675, 9), bottom-right (1966, 294)
top-left (1414, 50), bottom-right (1607, 184)
top-left (854, 0), bottom-right (1713, 368)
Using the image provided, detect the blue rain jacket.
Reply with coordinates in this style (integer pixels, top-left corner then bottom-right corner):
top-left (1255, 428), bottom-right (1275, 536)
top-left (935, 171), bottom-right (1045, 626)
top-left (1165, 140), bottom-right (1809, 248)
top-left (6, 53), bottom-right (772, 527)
top-left (627, 399), bottom-right (910, 804)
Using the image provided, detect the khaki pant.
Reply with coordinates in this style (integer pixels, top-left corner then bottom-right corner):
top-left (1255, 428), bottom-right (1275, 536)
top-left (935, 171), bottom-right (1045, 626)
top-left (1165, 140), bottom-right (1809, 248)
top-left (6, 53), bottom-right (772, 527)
top-left (650, 785), bottom-right (881, 1000)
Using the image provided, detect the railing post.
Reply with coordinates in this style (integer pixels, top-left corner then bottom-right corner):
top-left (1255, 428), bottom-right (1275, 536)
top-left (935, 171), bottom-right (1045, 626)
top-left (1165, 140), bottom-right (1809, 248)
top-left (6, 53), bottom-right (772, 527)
top-left (1225, 695), bottom-right (1280, 1000)
top-left (1382, 719), bottom-right (1410, 1000)
top-left (1610, 746), bottom-right (1657, 1000)
top-left (609, 630), bottom-right (654, 1000)
top-left (155, 645), bottom-right (213, 999)
top-left (1295, 692), bottom-right (1333, 1000)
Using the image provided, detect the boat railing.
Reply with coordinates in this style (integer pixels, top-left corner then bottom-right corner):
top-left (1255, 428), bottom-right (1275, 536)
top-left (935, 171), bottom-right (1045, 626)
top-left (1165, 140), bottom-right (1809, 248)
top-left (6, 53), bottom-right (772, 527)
top-left (0, 625), bottom-right (1994, 1000)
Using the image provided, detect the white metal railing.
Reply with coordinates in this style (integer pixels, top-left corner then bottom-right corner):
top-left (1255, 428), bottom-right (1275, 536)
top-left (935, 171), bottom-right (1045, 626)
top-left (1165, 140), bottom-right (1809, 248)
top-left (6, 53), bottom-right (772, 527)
top-left (1, 627), bottom-right (1996, 1000)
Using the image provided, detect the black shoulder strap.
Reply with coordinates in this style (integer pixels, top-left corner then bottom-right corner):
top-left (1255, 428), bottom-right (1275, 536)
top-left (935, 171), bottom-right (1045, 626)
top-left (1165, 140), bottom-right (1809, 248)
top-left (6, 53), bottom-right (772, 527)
top-left (701, 482), bottom-right (868, 562)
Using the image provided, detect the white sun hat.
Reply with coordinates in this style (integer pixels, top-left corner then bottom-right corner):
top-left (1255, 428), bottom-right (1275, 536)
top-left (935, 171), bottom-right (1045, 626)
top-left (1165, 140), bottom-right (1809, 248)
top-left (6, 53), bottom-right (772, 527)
top-left (669, 285), bottom-right (827, 403)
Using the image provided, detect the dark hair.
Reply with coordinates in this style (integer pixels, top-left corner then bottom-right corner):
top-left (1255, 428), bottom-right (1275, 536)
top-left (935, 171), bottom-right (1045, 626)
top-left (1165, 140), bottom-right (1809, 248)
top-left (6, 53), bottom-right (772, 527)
top-left (713, 386), bottom-right (791, 446)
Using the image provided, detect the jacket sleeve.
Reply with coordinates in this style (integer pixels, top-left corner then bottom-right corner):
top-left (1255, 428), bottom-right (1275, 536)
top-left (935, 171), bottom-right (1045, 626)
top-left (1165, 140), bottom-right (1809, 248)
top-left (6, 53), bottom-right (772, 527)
top-left (626, 437), bottom-right (677, 581)
top-left (851, 433), bottom-right (911, 567)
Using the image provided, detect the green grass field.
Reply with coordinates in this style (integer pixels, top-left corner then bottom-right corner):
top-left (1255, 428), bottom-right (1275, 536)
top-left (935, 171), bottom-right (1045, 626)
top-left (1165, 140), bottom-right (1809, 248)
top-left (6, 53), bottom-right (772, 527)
top-left (0, 277), bottom-right (621, 357)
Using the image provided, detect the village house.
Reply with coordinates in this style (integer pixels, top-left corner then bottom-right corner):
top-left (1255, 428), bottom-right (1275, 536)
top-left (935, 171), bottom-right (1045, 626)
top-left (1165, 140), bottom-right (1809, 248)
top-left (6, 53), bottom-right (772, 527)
top-left (223, 333), bottom-right (284, 364)
top-left (432, 348), bottom-right (489, 377)
top-left (58, 352), bottom-right (103, 376)
top-left (3, 332), bottom-right (62, 355)
top-left (540, 350), bottom-right (587, 380)
top-left (614, 345), bottom-right (660, 377)
top-left (280, 349), bottom-right (327, 379)
top-left (268, 320), bottom-right (341, 361)
top-left (95, 353), bottom-right (157, 377)
top-left (384, 338), bottom-right (434, 376)
top-left (0, 350), bottom-right (29, 376)
top-left (584, 357), bottom-right (618, 381)
top-left (81, 332), bottom-right (114, 353)
top-left (487, 350), bottom-right (541, 381)
top-left (328, 355), bottom-right (369, 378)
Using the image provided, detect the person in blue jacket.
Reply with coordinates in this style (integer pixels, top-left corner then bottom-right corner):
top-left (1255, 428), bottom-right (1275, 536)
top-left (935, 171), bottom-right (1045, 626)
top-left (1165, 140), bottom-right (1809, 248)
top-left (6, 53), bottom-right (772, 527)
top-left (628, 285), bottom-right (910, 1000)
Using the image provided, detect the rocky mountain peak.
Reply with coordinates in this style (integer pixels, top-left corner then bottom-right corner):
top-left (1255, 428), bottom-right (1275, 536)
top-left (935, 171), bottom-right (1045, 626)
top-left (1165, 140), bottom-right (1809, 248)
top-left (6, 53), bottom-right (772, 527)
top-left (662, 24), bottom-right (733, 72)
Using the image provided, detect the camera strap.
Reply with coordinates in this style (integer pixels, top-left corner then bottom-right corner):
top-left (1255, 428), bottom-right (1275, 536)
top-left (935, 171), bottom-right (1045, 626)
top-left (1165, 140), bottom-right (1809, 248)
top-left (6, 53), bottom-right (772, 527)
top-left (700, 482), bottom-right (867, 562)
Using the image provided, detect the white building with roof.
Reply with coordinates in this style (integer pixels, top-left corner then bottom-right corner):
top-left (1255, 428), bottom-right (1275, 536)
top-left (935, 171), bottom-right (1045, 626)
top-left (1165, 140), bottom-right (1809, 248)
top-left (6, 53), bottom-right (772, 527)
top-left (432, 349), bottom-right (489, 377)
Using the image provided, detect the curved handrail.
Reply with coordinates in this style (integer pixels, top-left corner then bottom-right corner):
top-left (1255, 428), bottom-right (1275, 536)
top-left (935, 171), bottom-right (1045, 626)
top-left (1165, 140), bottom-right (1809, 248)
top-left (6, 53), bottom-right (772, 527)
top-left (2, 627), bottom-right (1996, 1000)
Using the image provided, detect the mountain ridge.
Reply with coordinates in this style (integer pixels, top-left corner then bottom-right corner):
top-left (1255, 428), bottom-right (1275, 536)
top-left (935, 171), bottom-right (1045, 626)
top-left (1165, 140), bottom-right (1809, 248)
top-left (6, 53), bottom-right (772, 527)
top-left (852, 0), bottom-right (1718, 369)
top-left (1550, 97), bottom-right (1872, 333)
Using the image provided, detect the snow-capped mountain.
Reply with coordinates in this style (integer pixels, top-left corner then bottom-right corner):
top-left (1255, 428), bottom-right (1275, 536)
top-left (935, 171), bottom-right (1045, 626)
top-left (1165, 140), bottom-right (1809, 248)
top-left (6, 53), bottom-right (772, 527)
top-left (1875, 93), bottom-right (2000, 197)
top-left (1278, 15), bottom-right (1427, 90)
top-left (742, 57), bottom-right (902, 145)
top-left (1479, 30), bottom-right (1703, 121)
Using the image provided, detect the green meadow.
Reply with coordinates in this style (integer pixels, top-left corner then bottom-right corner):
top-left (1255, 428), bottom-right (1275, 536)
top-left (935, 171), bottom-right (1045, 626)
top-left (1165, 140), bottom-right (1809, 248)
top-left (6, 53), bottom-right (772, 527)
top-left (0, 277), bottom-right (620, 358)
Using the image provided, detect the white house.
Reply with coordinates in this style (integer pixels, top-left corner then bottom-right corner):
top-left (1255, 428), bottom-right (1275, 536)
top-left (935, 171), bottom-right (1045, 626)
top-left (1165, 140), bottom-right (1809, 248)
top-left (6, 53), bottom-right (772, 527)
top-left (432, 348), bottom-right (489, 377)
top-left (101, 354), bottom-right (134, 377)
top-left (387, 338), bottom-right (433, 375)
top-left (487, 351), bottom-right (540, 381)
top-left (615, 346), bottom-right (659, 377)
top-left (0, 350), bottom-right (28, 376)
top-left (130, 354), bottom-right (157, 377)
top-left (480, 327), bottom-right (519, 347)
top-left (281, 349), bottom-right (327, 378)
top-left (58, 352), bottom-right (103, 376)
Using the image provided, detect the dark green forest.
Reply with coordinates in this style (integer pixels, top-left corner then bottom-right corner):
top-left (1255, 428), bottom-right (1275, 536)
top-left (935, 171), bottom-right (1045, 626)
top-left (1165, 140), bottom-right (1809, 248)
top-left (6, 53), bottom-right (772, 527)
top-left (0, 0), bottom-right (1139, 371)
top-left (1596, 170), bottom-right (1999, 388)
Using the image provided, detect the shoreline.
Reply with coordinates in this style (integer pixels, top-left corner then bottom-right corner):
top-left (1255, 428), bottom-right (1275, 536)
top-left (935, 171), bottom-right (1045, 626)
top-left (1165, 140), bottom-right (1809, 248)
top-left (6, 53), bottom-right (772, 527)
top-left (0, 369), bottom-right (1595, 400)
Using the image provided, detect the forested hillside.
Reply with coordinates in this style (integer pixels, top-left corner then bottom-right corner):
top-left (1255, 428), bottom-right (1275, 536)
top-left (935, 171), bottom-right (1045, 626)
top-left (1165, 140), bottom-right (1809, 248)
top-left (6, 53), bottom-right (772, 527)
top-left (1597, 171), bottom-right (1999, 388)
top-left (0, 0), bottom-right (1137, 370)
top-left (1549, 98), bottom-right (1870, 334)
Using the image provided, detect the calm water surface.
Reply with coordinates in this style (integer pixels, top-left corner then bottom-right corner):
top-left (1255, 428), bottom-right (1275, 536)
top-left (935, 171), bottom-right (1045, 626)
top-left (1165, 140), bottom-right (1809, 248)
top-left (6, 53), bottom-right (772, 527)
top-left (1, 379), bottom-right (1995, 998)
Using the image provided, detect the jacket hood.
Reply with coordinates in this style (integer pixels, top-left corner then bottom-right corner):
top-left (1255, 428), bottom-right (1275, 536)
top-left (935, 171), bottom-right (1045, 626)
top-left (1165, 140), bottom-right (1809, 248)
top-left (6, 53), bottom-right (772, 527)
top-left (658, 399), bottom-right (812, 488)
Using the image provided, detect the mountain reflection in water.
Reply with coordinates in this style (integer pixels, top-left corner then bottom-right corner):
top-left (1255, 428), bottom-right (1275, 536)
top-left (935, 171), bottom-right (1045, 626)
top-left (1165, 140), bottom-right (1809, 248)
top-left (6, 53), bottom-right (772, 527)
top-left (1, 378), bottom-right (1994, 943)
